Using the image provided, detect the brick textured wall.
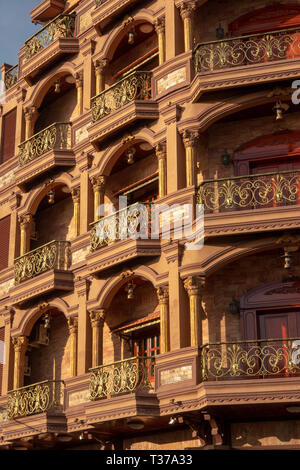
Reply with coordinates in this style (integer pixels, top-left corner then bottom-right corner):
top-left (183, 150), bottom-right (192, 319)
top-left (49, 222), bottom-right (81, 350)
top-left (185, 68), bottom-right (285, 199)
top-left (34, 88), bottom-right (77, 134)
top-left (201, 250), bottom-right (300, 344)
top-left (25, 313), bottom-right (71, 385)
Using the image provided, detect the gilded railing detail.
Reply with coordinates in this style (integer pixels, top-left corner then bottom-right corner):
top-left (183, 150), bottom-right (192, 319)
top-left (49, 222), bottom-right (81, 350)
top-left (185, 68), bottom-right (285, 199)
top-left (194, 27), bottom-right (300, 73)
top-left (4, 65), bottom-right (18, 90)
top-left (91, 71), bottom-right (152, 122)
top-left (201, 338), bottom-right (300, 381)
top-left (14, 240), bottom-right (71, 284)
top-left (89, 356), bottom-right (153, 400)
top-left (90, 202), bottom-right (152, 252)
top-left (18, 122), bottom-right (72, 166)
top-left (7, 380), bottom-right (64, 419)
top-left (25, 14), bottom-right (76, 59)
top-left (197, 170), bottom-right (300, 213)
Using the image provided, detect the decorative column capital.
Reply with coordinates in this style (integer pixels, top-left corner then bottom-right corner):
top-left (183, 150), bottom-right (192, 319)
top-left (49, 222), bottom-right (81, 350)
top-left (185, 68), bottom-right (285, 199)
top-left (155, 142), bottom-right (167, 160)
top-left (178, 1), bottom-right (198, 19)
top-left (24, 106), bottom-right (37, 121)
top-left (91, 175), bottom-right (106, 191)
top-left (157, 286), bottom-right (169, 304)
top-left (184, 276), bottom-right (205, 296)
top-left (67, 317), bottom-right (78, 334)
top-left (71, 187), bottom-right (80, 203)
top-left (182, 129), bottom-right (199, 148)
top-left (75, 72), bottom-right (83, 88)
top-left (18, 213), bottom-right (33, 228)
top-left (94, 58), bottom-right (109, 73)
top-left (12, 336), bottom-right (28, 352)
top-left (89, 309), bottom-right (106, 327)
top-left (155, 17), bottom-right (165, 34)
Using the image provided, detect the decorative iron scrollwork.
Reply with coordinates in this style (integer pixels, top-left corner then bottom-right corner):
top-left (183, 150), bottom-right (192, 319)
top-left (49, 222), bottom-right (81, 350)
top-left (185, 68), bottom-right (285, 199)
top-left (25, 14), bottom-right (76, 59)
top-left (7, 380), bottom-right (64, 419)
top-left (4, 65), bottom-right (18, 90)
top-left (91, 71), bottom-right (152, 122)
top-left (194, 27), bottom-right (300, 73)
top-left (89, 356), bottom-right (153, 400)
top-left (14, 240), bottom-right (71, 284)
top-left (18, 122), bottom-right (71, 166)
top-left (201, 338), bottom-right (300, 380)
top-left (197, 170), bottom-right (300, 213)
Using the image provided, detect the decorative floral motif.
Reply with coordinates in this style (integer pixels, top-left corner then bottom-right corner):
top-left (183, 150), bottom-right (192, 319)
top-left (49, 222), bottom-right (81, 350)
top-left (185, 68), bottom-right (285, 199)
top-left (194, 28), bottom-right (300, 73)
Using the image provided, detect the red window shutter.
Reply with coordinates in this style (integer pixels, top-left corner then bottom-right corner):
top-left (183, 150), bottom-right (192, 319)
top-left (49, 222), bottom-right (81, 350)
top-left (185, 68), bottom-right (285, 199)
top-left (1, 108), bottom-right (17, 163)
top-left (0, 327), bottom-right (4, 396)
top-left (0, 216), bottom-right (10, 271)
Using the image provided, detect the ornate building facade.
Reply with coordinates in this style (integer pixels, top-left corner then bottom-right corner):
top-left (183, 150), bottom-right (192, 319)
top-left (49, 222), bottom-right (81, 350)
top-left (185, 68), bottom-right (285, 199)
top-left (1, 0), bottom-right (300, 450)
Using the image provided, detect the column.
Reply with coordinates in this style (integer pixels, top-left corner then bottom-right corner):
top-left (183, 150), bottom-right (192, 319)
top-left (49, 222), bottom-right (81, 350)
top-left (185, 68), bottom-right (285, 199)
top-left (18, 214), bottom-right (32, 256)
top-left (75, 72), bottom-right (83, 116)
top-left (24, 106), bottom-right (37, 140)
top-left (157, 286), bottom-right (170, 354)
top-left (89, 309), bottom-right (106, 368)
top-left (8, 193), bottom-right (21, 264)
top-left (71, 188), bottom-right (80, 237)
top-left (155, 142), bottom-right (167, 198)
top-left (12, 336), bottom-right (28, 389)
top-left (81, 39), bottom-right (96, 111)
top-left (91, 176), bottom-right (106, 221)
top-left (184, 276), bottom-right (204, 346)
top-left (178, 1), bottom-right (198, 52)
top-left (155, 18), bottom-right (165, 65)
top-left (1, 309), bottom-right (14, 395)
top-left (15, 87), bottom-right (27, 152)
top-left (182, 129), bottom-right (199, 187)
top-left (68, 317), bottom-right (78, 377)
top-left (94, 59), bottom-right (108, 95)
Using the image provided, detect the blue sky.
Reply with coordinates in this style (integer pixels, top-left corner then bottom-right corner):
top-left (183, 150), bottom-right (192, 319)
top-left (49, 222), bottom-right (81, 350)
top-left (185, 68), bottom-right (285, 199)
top-left (0, 0), bottom-right (40, 66)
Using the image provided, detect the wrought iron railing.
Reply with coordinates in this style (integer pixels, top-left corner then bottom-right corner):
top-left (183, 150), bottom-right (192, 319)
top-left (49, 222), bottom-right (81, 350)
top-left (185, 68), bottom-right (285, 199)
top-left (194, 27), bottom-right (300, 73)
top-left (90, 202), bottom-right (152, 252)
top-left (18, 122), bottom-right (72, 166)
top-left (91, 70), bottom-right (152, 122)
top-left (89, 356), bottom-right (153, 400)
top-left (7, 380), bottom-right (64, 419)
top-left (14, 240), bottom-right (71, 284)
top-left (25, 13), bottom-right (76, 59)
top-left (4, 64), bottom-right (18, 90)
top-left (201, 338), bottom-right (300, 381)
top-left (197, 170), bottom-right (300, 213)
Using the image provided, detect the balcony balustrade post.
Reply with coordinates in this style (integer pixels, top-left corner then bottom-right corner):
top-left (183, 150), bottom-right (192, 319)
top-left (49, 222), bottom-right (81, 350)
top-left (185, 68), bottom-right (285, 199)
top-left (75, 72), bottom-right (83, 116)
top-left (24, 106), bottom-right (37, 140)
top-left (12, 336), bottom-right (28, 389)
top-left (182, 129), bottom-right (199, 187)
top-left (71, 188), bottom-right (80, 237)
top-left (157, 286), bottom-right (170, 354)
top-left (178, 1), bottom-right (198, 52)
top-left (67, 317), bottom-right (78, 377)
top-left (155, 142), bottom-right (167, 198)
top-left (94, 59), bottom-right (108, 95)
top-left (155, 18), bottom-right (165, 65)
top-left (18, 213), bottom-right (32, 256)
top-left (91, 176), bottom-right (106, 221)
top-left (184, 276), bottom-right (205, 347)
top-left (89, 309), bottom-right (106, 368)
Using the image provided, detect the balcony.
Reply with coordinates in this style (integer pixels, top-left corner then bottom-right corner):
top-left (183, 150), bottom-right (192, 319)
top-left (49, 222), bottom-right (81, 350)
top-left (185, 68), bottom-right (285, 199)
top-left (15, 122), bottom-right (75, 189)
top-left (4, 64), bottom-right (18, 90)
top-left (10, 240), bottom-right (73, 305)
top-left (193, 27), bottom-right (300, 95)
top-left (92, 0), bottom-right (142, 33)
top-left (87, 203), bottom-right (161, 273)
top-left (30, 0), bottom-right (65, 24)
top-left (85, 356), bottom-right (158, 425)
top-left (88, 71), bottom-right (158, 147)
top-left (197, 170), bottom-right (300, 236)
top-left (89, 356), bottom-right (153, 400)
top-left (2, 380), bottom-right (67, 441)
top-left (22, 13), bottom-right (78, 84)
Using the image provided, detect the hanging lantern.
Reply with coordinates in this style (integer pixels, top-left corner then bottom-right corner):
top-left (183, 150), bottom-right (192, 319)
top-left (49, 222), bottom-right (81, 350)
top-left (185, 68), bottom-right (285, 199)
top-left (47, 189), bottom-right (55, 204)
top-left (229, 298), bottom-right (240, 315)
top-left (126, 280), bottom-right (136, 299)
top-left (126, 147), bottom-right (135, 165)
top-left (54, 80), bottom-right (61, 93)
top-left (216, 23), bottom-right (225, 39)
top-left (273, 100), bottom-right (289, 120)
top-left (128, 28), bottom-right (136, 45)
